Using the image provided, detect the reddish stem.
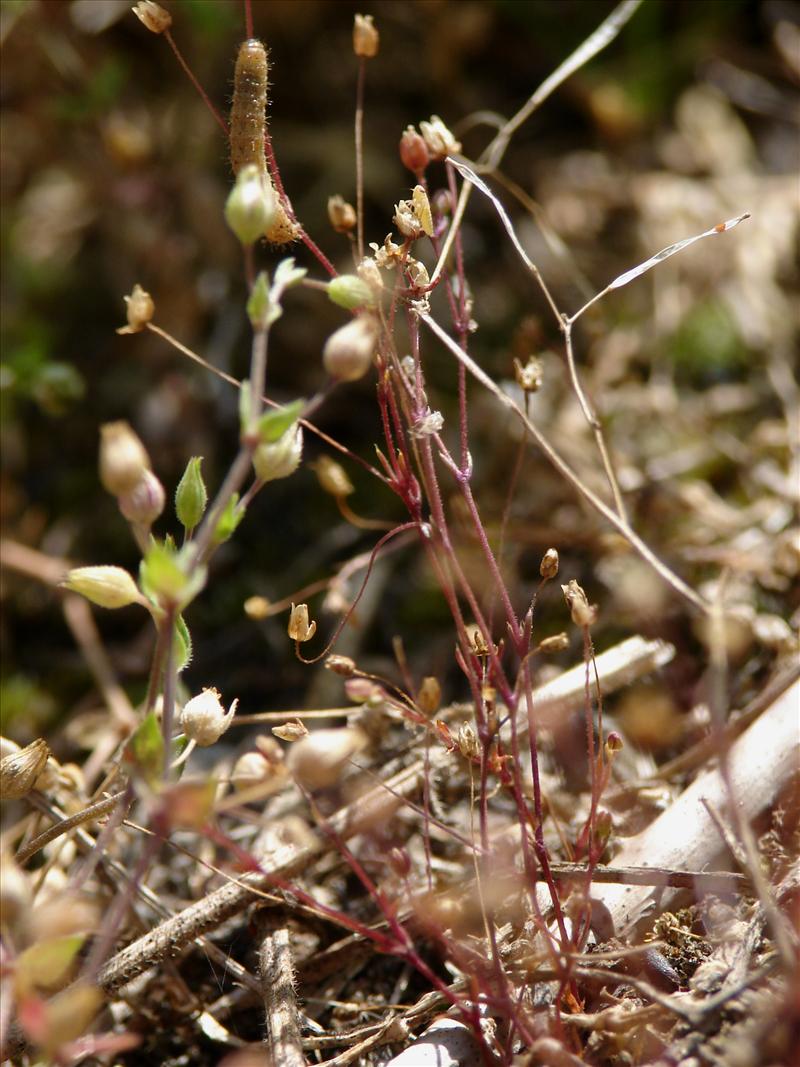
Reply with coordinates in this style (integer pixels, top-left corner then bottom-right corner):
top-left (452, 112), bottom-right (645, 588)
top-left (164, 31), bottom-right (228, 138)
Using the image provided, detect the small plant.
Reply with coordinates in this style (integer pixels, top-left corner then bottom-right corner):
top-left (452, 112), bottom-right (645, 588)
top-left (2, 2), bottom-right (797, 1065)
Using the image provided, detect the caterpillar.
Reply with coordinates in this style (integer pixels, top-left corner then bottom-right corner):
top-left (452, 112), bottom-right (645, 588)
top-left (229, 38), bottom-right (299, 244)
top-left (229, 38), bottom-right (269, 177)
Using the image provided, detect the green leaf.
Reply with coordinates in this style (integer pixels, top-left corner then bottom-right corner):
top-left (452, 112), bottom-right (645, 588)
top-left (257, 399), bottom-right (304, 443)
top-left (212, 493), bottom-right (245, 544)
top-left (246, 271), bottom-right (272, 330)
top-left (273, 257), bottom-right (307, 291)
top-left (16, 935), bottom-right (86, 994)
top-left (128, 711), bottom-right (164, 787)
top-left (174, 613), bottom-right (193, 672)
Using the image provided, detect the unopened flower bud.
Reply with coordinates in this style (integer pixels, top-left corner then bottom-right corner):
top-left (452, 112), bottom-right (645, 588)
top-left (288, 603), bottom-right (317, 642)
top-left (419, 115), bottom-right (461, 160)
top-left (272, 719), bottom-right (308, 742)
top-left (286, 727), bottom-right (367, 789)
top-left (62, 565), bottom-right (142, 610)
top-left (399, 126), bottom-right (430, 176)
top-left (0, 738), bottom-right (51, 799)
top-left (225, 163), bottom-right (277, 246)
top-left (325, 654), bottom-right (356, 676)
top-left (314, 455), bottom-right (354, 498)
top-left (327, 275), bottom-right (375, 311)
top-left (252, 425), bottom-right (303, 483)
top-left (353, 13), bottom-right (379, 58)
top-left (323, 313), bottom-right (379, 382)
top-left (538, 632), bottom-right (569, 653)
top-left (327, 195), bottom-right (357, 234)
top-left (118, 469), bottom-right (165, 526)
top-left (562, 579), bottom-right (598, 627)
top-left (244, 595), bottom-right (271, 620)
top-left (131, 0), bottom-right (172, 34)
top-left (175, 456), bottom-right (208, 532)
top-left (179, 688), bottom-right (238, 747)
top-left (540, 548), bottom-right (559, 579)
top-left (417, 676), bottom-right (441, 715)
top-left (117, 283), bottom-right (155, 334)
top-left (99, 421), bottom-right (151, 496)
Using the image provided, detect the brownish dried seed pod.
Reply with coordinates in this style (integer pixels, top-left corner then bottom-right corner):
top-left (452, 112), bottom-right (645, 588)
top-left (230, 39), bottom-right (268, 177)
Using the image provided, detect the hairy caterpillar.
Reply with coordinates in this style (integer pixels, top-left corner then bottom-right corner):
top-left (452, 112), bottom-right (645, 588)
top-left (229, 38), bottom-right (299, 244)
top-left (230, 39), bottom-right (268, 176)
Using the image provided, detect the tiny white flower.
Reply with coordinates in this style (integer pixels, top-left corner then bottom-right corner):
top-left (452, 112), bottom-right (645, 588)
top-left (410, 409), bottom-right (444, 439)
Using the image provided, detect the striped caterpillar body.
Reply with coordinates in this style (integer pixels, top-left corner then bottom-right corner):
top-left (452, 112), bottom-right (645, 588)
top-left (229, 38), bottom-right (299, 245)
top-left (230, 39), bottom-right (268, 177)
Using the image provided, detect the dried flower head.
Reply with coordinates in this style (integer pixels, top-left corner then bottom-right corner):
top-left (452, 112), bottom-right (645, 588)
top-left (0, 738), bottom-right (51, 799)
top-left (419, 115), bottom-right (461, 160)
top-left (562, 579), bottom-right (598, 627)
top-left (540, 548), bottom-right (559, 579)
top-left (370, 233), bottom-right (403, 268)
top-left (538, 632), bottom-right (569, 653)
top-left (99, 420), bottom-right (151, 496)
top-left (327, 195), bottom-right (357, 234)
top-left (272, 719), bottom-right (308, 742)
top-left (353, 13), bottom-right (379, 58)
top-left (417, 676), bottom-right (441, 716)
top-left (117, 283), bottom-right (155, 334)
top-left (288, 603), bottom-right (317, 642)
top-left (514, 356), bottom-right (543, 393)
top-left (131, 1), bottom-right (172, 34)
top-left (179, 688), bottom-right (238, 747)
top-left (393, 198), bottom-right (422, 239)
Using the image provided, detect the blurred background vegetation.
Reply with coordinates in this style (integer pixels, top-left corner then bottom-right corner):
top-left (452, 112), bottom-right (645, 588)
top-left (2, 0), bottom-right (797, 757)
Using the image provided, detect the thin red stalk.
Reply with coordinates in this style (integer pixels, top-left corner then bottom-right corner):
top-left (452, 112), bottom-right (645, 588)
top-left (164, 31), bottom-right (227, 137)
top-left (445, 161), bottom-right (471, 474)
top-left (243, 0), bottom-right (253, 39)
top-left (262, 128), bottom-right (338, 277)
top-left (295, 522), bottom-right (420, 665)
top-left (521, 658), bottom-right (569, 943)
top-left (355, 57), bottom-right (366, 260)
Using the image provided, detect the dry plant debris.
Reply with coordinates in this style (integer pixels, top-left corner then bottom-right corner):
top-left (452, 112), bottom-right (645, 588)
top-left (1, 2), bottom-right (798, 1065)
